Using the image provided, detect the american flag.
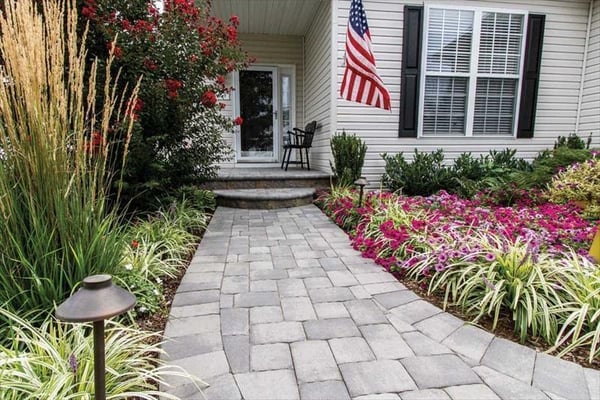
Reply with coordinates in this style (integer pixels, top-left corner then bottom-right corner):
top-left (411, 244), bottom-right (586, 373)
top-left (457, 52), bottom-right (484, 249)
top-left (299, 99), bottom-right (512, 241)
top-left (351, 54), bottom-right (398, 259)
top-left (340, 0), bottom-right (391, 110)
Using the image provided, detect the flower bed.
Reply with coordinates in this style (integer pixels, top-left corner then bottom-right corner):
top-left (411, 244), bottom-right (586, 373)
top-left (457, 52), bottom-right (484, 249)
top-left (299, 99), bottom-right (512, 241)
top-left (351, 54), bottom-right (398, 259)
top-left (318, 188), bottom-right (599, 364)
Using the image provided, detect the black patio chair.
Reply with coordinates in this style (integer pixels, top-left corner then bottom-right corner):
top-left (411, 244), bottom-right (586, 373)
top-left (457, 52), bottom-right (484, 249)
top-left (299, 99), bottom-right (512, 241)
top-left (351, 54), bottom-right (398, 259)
top-left (281, 121), bottom-right (317, 171)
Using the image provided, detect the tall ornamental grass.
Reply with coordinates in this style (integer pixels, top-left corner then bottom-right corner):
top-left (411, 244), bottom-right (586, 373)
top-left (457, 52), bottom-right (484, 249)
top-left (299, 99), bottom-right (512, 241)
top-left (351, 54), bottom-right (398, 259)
top-left (0, 0), bottom-right (139, 316)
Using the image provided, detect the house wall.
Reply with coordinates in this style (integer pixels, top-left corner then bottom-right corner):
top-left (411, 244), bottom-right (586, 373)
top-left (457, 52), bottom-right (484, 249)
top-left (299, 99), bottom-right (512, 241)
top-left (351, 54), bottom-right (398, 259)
top-left (220, 33), bottom-right (304, 168)
top-left (579, 0), bottom-right (600, 137)
top-left (327, 0), bottom-right (600, 186)
top-left (304, 0), bottom-right (334, 172)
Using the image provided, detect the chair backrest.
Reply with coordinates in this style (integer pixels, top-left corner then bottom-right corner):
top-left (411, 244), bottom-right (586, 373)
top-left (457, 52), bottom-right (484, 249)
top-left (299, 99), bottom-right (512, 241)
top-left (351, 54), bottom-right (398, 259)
top-left (302, 121), bottom-right (317, 147)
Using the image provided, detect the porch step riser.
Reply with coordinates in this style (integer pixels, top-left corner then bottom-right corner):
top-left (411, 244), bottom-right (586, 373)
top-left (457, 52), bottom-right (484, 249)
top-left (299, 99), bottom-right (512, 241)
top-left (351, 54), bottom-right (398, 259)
top-left (202, 177), bottom-right (332, 190)
top-left (216, 195), bottom-right (314, 209)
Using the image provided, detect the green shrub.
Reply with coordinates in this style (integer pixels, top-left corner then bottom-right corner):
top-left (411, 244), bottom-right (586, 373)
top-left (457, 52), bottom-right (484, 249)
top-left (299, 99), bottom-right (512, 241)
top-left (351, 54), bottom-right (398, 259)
top-left (0, 309), bottom-right (204, 399)
top-left (546, 156), bottom-right (600, 218)
top-left (330, 130), bottom-right (367, 187)
top-left (553, 133), bottom-right (592, 150)
top-left (0, 0), bottom-right (138, 318)
top-left (382, 149), bottom-right (455, 195)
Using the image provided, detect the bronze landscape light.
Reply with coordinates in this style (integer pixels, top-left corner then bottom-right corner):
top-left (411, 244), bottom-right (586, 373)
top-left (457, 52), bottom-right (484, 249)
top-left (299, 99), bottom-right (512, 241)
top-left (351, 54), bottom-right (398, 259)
top-left (355, 177), bottom-right (368, 207)
top-left (56, 274), bottom-right (136, 400)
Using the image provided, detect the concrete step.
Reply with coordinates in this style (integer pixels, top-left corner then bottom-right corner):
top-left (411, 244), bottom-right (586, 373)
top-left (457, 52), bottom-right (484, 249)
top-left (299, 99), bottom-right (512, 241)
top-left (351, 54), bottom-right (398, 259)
top-left (213, 188), bottom-right (316, 209)
top-left (201, 168), bottom-right (333, 190)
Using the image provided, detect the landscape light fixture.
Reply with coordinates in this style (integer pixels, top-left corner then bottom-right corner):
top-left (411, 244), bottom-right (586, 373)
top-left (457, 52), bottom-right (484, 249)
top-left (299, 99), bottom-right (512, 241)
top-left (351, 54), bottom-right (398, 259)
top-left (56, 274), bottom-right (136, 400)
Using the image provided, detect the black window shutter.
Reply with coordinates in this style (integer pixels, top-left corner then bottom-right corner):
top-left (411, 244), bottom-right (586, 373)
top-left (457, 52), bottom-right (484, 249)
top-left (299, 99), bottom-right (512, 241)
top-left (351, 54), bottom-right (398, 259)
top-left (399, 6), bottom-right (423, 138)
top-left (517, 14), bottom-right (545, 139)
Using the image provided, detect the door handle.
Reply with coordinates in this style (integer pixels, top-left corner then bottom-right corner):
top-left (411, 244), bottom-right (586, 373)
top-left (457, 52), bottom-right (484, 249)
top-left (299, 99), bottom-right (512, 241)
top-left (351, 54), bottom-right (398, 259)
top-left (274, 110), bottom-right (278, 120)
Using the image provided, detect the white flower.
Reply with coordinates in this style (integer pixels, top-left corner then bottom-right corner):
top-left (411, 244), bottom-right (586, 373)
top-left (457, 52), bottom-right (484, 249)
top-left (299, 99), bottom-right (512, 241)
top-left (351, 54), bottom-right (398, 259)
top-left (155, 277), bottom-right (163, 284)
top-left (138, 306), bottom-right (147, 313)
top-left (124, 263), bottom-right (133, 271)
top-left (153, 289), bottom-right (160, 296)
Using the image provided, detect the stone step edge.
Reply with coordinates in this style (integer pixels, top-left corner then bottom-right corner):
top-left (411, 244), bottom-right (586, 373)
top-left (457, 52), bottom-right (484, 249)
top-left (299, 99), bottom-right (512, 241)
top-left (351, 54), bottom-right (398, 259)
top-left (213, 188), bottom-right (316, 201)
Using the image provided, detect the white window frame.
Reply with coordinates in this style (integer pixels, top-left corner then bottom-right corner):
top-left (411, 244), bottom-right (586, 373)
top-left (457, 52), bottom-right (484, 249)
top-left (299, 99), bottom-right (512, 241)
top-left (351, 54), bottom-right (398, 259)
top-left (418, 4), bottom-right (529, 138)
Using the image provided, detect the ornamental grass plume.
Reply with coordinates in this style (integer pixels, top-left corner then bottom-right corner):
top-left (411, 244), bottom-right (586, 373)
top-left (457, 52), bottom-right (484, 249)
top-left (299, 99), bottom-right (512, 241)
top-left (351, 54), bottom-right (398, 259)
top-left (0, 0), bottom-right (140, 318)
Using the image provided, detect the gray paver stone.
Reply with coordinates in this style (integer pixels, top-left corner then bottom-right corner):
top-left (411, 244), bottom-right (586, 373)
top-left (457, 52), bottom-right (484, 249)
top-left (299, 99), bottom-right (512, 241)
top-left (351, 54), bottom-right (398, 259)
top-left (282, 296), bottom-right (317, 321)
top-left (234, 291), bottom-right (280, 307)
top-left (339, 360), bottom-right (417, 397)
top-left (221, 275), bottom-right (249, 294)
top-left (584, 368), bottom-right (600, 400)
top-left (161, 333), bottom-right (222, 361)
top-left (250, 279), bottom-right (278, 292)
top-left (289, 267), bottom-right (327, 278)
top-left (223, 335), bottom-right (249, 373)
top-left (414, 312), bottom-right (463, 342)
top-left (273, 256), bottom-right (298, 269)
top-left (297, 258), bottom-right (321, 268)
top-left (251, 321), bottom-right (306, 344)
top-left (344, 299), bottom-right (388, 325)
top-left (360, 324), bottom-right (414, 359)
top-left (249, 306), bottom-right (283, 324)
top-left (319, 257), bottom-right (347, 271)
top-left (278, 278), bottom-right (308, 297)
top-left (355, 394), bottom-right (401, 400)
top-left (178, 272), bottom-right (223, 292)
top-left (401, 354), bottom-right (481, 389)
top-left (399, 389), bottom-right (451, 400)
top-left (304, 277), bottom-right (333, 289)
top-left (386, 313), bottom-right (417, 333)
top-left (202, 374), bottom-right (242, 400)
top-left (444, 384), bottom-right (501, 400)
top-left (481, 337), bottom-right (536, 383)
top-left (373, 290), bottom-right (419, 310)
top-left (401, 331), bottom-right (452, 356)
top-left (354, 272), bottom-right (397, 285)
top-left (389, 300), bottom-right (442, 325)
top-left (221, 308), bottom-right (249, 336)
top-left (350, 285), bottom-right (372, 299)
top-left (166, 350), bottom-right (229, 387)
top-left (363, 282), bottom-right (407, 295)
top-left (329, 337), bottom-right (375, 363)
top-left (234, 370), bottom-right (300, 400)
top-left (309, 287), bottom-right (355, 303)
top-left (164, 315), bottom-right (220, 338)
top-left (169, 302), bottom-right (219, 318)
top-left (314, 302), bottom-right (350, 319)
top-left (299, 381), bottom-right (350, 400)
top-left (473, 366), bottom-right (550, 400)
top-left (251, 343), bottom-right (292, 371)
top-left (220, 294), bottom-right (233, 308)
top-left (172, 290), bottom-right (219, 307)
top-left (532, 353), bottom-right (590, 400)
top-left (291, 340), bottom-right (341, 383)
top-left (327, 270), bottom-right (359, 287)
top-left (250, 269), bottom-right (288, 280)
top-left (304, 318), bottom-right (361, 340)
top-left (442, 325), bottom-right (494, 362)
top-left (224, 262), bottom-right (249, 276)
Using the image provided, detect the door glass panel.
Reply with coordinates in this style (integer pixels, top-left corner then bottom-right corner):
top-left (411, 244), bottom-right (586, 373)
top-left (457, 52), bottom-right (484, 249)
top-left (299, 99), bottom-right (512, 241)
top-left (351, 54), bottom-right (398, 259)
top-left (239, 70), bottom-right (274, 158)
top-left (281, 74), bottom-right (291, 140)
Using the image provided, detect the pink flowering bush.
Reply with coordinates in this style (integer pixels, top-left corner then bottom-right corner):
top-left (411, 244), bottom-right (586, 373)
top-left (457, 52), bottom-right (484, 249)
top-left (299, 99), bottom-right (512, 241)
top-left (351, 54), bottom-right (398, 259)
top-left (317, 189), bottom-right (599, 361)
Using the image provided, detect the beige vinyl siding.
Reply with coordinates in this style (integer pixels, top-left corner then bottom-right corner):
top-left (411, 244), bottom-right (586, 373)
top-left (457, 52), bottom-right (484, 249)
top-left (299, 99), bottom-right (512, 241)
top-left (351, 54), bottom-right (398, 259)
top-left (334, 0), bottom-right (600, 186)
top-left (580, 0), bottom-right (600, 136)
top-left (305, 0), bottom-right (333, 172)
top-left (219, 33), bottom-right (304, 168)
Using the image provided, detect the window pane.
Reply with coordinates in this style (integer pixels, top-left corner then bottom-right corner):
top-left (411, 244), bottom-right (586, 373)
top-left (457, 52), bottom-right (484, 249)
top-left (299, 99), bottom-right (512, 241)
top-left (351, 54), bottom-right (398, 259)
top-left (473, 78), bottom-right (518, 135)
top-left (478, 12), bottom-right (523, 75)
top-left (426, 9), bottom-right (474, 73)
top-left (423, 76), bottom-right (468, 136)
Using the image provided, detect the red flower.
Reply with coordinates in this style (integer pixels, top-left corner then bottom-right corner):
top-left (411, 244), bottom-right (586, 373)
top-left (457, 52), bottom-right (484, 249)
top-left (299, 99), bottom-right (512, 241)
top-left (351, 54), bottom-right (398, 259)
top-left (86, 131), bottom-right (105, 155)
top-left (201, 90), bottom-right (218, 107)
top-left (229, 15), bottom-right (240, 26)
top-left (106, 42), bottom-right (123, 59)
top-left (226, 26), bottom-right (237, 42)
top-left (165, 79), bottom-right (183, 99)
top-left (234, 116), bottom-right (243, 125)
top-left (131, 240), bottom-right (139, 249)
top-left (144, 58), bottom-right (157, 71)
top-left (81, 6), bottom-right (96, 19)
top-left (189, 54), bottom-right (198, 63)
top-left (216, 75), bottom-right (226, 86)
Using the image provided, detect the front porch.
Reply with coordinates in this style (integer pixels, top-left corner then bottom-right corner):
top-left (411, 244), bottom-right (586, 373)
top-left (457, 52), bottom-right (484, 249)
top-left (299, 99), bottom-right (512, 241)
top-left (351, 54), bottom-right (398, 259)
top-left (211, 0), bottom-right (331, 171)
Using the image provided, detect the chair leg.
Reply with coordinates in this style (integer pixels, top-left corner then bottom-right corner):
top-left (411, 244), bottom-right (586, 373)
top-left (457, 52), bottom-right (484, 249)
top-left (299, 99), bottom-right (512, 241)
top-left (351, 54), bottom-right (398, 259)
top-left (285, 146), bottom-right (292, 171)
top-left (306, 148), bottom-right (310, 170)
top-left (299, 148), bottom-right (303, 169)
top-left (281, 148), bottom-right (287, 169)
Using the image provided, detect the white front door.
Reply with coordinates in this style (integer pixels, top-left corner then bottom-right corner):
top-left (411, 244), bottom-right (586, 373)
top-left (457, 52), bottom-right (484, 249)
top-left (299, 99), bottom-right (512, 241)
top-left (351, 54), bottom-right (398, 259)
top-left (235, 67), bottom-right (278, 162)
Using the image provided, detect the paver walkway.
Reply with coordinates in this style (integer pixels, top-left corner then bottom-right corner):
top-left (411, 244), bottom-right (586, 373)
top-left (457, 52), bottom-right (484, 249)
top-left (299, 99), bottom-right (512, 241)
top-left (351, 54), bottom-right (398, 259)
top-left (163, 205), bottom-right (600, 400)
